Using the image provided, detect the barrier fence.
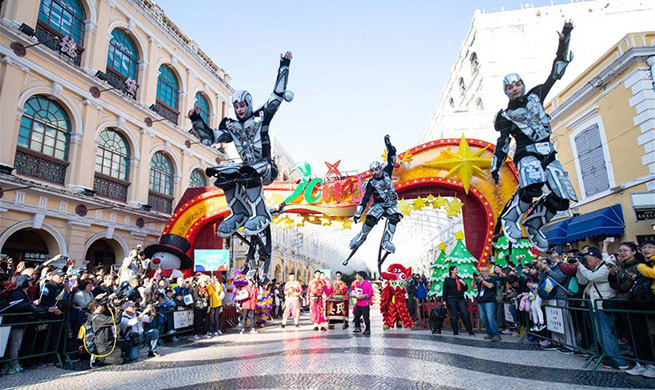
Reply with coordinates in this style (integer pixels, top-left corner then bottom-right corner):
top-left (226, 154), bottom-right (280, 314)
top-left (1, 304), bottom-right (241, 369)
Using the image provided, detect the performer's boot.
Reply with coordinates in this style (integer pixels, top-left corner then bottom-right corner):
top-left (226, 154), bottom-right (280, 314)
top-left (243, 185), bottom-right (272, 235)
top-left (380, 221), bottom-right (397, 253)
top-left (217, 185), bottom-right (250, 237)
top-left (523, 197), bottom-right (556, 252)
top-left (349, 223), bottom-right (373, 250)
top-left (500, 191), bottom-right (531, 244)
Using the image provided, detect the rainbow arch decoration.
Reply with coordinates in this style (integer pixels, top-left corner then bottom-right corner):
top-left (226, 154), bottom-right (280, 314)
top-left (161, 136), bottom-right (519, 268)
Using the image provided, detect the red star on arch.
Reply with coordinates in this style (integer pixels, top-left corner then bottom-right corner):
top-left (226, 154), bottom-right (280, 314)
top-left (324, 160), bottom-right (342, 177)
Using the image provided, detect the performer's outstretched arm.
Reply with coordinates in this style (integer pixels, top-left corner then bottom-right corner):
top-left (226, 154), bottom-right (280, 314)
top-left (383, 135), bottom-right (397, 177)
top-left (263, 51), bottom-right (293, 117)
top-left (533, 20), bottom-right (574, 101)
top-left (490, 112), bottom-right (511, 184)
top-left (188, 107), bottom-right (231, 145)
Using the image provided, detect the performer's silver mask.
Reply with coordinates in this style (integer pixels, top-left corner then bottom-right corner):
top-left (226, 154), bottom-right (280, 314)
top-left (231, 90), bottom-right (253, 118)
top-left (503, 73), bottom-right (525, 100)
top-left (370, 161), bottom-right (383, 179)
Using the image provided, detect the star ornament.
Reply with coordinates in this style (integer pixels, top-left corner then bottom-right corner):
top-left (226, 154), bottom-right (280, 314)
top-left (454, 230), bottom-right (465, 240)
top-left (433, 196), bottom-right (447, 209)
top-left (425, 135), bottom-right (491, 194)
top-left (446, 198), bottom-right (463, 217)
top-left (398, 200), bottom-right (412, 216)
top-left (413, 196), bottom-right (426, 211)
top-left (324, 160), bottom-right (342, 177)
top-left (438, 242), bottom-right (447, 251)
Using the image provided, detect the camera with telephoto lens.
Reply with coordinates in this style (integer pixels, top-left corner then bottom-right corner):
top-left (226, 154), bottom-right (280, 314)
top-left (568, 255), bottom-right (586, 266)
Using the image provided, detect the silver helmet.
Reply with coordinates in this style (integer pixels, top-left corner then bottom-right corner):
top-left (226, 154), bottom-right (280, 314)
top-left (503, 73), bottom-right (525, 100)
top-left (370, 161), bottom-right (383, 178)
top-left (231, 90), bottom-right (253, 118)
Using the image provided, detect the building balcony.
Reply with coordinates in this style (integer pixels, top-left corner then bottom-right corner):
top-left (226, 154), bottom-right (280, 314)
top-left (152, 101), bottom-right (179, 126)
top-left (105, 68), bottom-right (137, 100)
top-left (93, 173), bottom-right (130, 202)
top-left (35, 22), bottom-right (84, 67)
top-left (148, 190), bottom-right (173, 214)
top-left (14, 147), bottom-right (68, 186)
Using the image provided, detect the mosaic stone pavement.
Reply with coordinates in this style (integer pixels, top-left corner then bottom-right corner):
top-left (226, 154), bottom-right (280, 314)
top-left (2, 308), bottom-right (654, 390)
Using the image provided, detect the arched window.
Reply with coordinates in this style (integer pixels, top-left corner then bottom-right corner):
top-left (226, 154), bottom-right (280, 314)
top-left (95, 129), bottom-right (130, 181)
top-left (106, 29), bottom-right (139, 99)
top-left (37, 0), bottom-right (85, 65)
top-left (149, 152), bottom-right (174, 195)
top-left (476, 98), bottom-right (484, 111)
top-left (458, 77), bottom-right (466, 94)
top-left (189, 169), bottom-right (207, 188)
top-left (155, 65), bottom-right (180, 125)
top-left (157, 65), bottom-right (179, 109)
top-left (149, 152), bottom-right (174, 213)
top-left (470, 52), bottom-right (479, 72)
top-left (448, 98), bottom-right (455, 108)
top-left (194, 92), bottom-right (210, 123)
top-left (16, 95), bottom-right (71, 184)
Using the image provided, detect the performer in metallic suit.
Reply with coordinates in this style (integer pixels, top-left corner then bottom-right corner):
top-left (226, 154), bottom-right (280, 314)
top-left (491, 21), bottom-right (577, 251)
top-left (189, 51), bottom-right (293, 238)
top-left (350, 135), bottom-right (401, 254)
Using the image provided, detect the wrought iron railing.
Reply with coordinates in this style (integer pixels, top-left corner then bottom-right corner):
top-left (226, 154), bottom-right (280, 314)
top-left (148, 191), bottom-right (173, 214)
top-left (153, 101), bottom-right (179, 126)
top-left (35, 22), bottom-right (83, 67)
top-left (94, 174), bottom-right (129, 202)
top-left (105, 68), bottom-right (137, 100)
top-left (14, 148), bottom-right (68, 185)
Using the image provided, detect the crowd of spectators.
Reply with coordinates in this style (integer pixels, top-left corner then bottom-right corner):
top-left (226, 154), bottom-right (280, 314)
top-left (0, 249), bottom-right (229, 374)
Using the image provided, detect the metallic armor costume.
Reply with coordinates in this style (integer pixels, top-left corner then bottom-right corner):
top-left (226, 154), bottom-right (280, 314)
top-left (190, 56), bottom-right (292, 239)
top-left (350, 136), bottom-right (402, 253)
top-left (491, 23), bottom-right (577, 252)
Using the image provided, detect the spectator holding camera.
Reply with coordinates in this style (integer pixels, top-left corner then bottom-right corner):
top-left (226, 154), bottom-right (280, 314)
top-left (608, 241), bottom-right (645, 297)
top-left (473, 267), bottom-right (501, 342)
top-left (119, 301), bottom-right (160, 360)
top-left (575, 246), bottom-right (628, 369)
top-left (85, 299), bottom-right (124, 365)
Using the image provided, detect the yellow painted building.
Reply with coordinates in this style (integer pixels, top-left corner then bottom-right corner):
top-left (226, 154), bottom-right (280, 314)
top-left (0, 0), bottom-right (238, 267)
top-left (545, 32), bottom-right (655, 247)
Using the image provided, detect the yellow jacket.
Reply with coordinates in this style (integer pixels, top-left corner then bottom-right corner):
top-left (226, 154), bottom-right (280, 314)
top-left (207, 282), bottom-right (224, 308)
top-left (636, 260), bottom-right (655, 296)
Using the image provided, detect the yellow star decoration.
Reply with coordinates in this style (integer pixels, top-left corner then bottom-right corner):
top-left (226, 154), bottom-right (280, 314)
top-left (426, 194), bottom-right (435, 204)
top-left (398, 199), bottom-right (412, 216)
top-left (454, 230), bottom-right (465, 240)
top-left (445, 198), bottom-right (463, 217)
top-left (341, 218), bottom-right (353, 230)
top-left (425, 134), bottom-right (491, 194)
top-left (381, 148), bottom-right (388, 161)
top-left (399, 150), bottom-right (414, 164)
top-left (295, 218), bottom-right (306, 228)
top-left (413, 196), bottom-right (426, 211)
top-left (438, 242), bottom-right (448, 251)
top-left (433, 196), bottom-right (447, 209)
top-left (321, 217), bottom-right (332, 226)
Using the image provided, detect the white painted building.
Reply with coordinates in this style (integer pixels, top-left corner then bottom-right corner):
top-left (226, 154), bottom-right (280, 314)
top-left (423, 0), bottom-right (655, 144)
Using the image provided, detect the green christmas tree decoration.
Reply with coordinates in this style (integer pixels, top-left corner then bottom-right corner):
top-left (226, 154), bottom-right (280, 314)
top-left (428, 243), bottom-right (449, 298)
top-left (493, 236), bottom-right (536, 266)
top-left (445, 231), bottom-right (478, 300)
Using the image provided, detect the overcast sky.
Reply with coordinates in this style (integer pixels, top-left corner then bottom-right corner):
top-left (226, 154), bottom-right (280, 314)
top-left (156, 0), bottom-right (574, 174)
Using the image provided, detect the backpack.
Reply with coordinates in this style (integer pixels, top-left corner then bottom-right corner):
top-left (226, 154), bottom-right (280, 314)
top-left (629, 275), bottom-right (654, 304)
top-left (78, 314), bottom-right (99, 355)
top-left (495, 281), bottom-right (504, 304)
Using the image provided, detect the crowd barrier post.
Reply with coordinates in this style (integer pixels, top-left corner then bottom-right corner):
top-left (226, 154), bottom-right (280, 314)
top-left (0, 312), bottom-right (66, 368)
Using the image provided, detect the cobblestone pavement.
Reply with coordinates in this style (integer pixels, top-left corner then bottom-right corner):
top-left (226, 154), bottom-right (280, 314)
top-left (2, 308), bottom-right (654, 390)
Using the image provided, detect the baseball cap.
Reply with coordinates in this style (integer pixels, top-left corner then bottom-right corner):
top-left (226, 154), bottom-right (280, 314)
top-left (582, 246), bottom-right (602, 259)
top-left (121, 301), bottom-right (135, 310)
top-left (546, 246), bottom-right (563, 256)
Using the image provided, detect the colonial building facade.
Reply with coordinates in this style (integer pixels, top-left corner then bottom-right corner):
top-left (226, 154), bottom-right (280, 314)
top-left (0, 0), bottom-right (237, 267)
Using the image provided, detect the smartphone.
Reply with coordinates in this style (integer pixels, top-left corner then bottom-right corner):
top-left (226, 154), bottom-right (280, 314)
top-left (606, 237), bottom-right (615, 243)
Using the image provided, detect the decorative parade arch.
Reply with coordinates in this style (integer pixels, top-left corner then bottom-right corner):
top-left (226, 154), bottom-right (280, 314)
top-left (160, 136), bottom-right (519, 268)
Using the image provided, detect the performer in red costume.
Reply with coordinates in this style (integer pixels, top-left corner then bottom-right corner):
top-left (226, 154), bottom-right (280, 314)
top-left (307, 270), bottom-right (328, 331)
top-left (281, 272), bottom-right (302, 328)
top-left (380, 263), bottom-right (414, 329)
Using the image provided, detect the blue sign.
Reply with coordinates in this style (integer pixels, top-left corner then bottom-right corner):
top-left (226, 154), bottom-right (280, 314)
top-left (194, 249), bottom-right (230, 272)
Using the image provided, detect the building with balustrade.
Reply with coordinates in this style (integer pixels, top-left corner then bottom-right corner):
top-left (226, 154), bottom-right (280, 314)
top-left (0, 0), bottom-right (241, 268)
top-left (423, 0), bottom-right (655, 145)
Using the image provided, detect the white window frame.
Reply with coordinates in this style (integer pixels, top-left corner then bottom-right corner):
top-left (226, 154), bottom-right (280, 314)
top-left (569, 115), bottom-right (616, 201)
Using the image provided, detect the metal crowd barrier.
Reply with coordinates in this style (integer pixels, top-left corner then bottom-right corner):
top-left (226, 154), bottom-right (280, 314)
top-left (0, 312), bottom-right (66, 368)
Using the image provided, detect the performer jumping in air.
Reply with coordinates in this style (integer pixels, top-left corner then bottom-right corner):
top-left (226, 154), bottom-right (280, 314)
top-left (189, 52), bottom-right (293, 280)
top-left (491, 21), bottom-right (578, 252)
top-left (348, 135), bottom-right (401, 271)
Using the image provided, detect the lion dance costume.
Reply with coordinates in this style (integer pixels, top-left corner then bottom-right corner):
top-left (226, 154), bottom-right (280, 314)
top-left (380, 263), bottom-right (414, 329)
